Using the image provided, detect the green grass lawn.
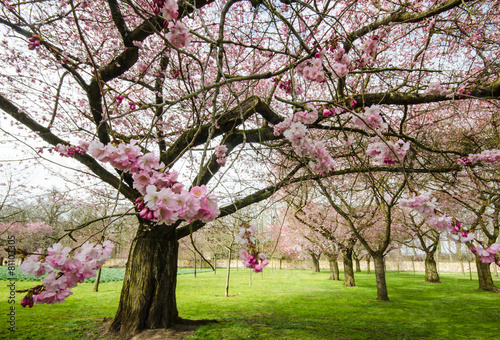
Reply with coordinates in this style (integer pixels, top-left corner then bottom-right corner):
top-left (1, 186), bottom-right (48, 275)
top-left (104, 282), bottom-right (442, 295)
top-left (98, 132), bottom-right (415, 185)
top-left (0, 269), bottom-right (498, 339)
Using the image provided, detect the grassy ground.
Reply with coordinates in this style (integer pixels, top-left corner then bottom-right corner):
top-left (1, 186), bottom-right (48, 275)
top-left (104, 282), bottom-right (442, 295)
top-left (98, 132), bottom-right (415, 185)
top-left (0, 269), bottom-right (498, 339)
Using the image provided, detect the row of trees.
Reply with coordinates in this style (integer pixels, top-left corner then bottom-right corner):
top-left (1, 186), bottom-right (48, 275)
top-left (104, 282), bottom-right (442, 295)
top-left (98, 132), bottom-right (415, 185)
top-left (1, 0), bottom-right (500, 337)
top-left (0, 188), bottom-right (136, 258)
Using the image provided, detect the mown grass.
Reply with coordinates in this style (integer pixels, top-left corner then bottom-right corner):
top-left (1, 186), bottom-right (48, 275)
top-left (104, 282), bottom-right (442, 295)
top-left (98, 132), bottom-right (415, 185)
top-left (0, 269), bottom-right (498, 339)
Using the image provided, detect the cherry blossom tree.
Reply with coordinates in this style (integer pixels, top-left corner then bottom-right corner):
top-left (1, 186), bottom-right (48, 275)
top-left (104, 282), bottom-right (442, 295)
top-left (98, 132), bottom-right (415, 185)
top-left (292, 198), bottom-right (359, 286)
top-left (2, 0), bottom-right (500, 336)
top-left (436, 177), bottom-right (500, 292)
top-left (399, 211), bottom-right (442, 283)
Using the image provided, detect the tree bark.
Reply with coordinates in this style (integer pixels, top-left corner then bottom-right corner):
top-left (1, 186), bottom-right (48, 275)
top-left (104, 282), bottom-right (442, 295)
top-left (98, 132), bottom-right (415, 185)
top-left (373, 254), bottom-right (389, 301)
top-left (343, 249), bottom-right (355, 287)
top-left (355, 257), bottom-right (361, 272)
top-left (311, 253), bottom-right (320, 272)
top-left (110, 226), bottom-right (179, 338)
top-left (475, 257), bottom-right (498, 292)
top-left (328, 259), bottom-right (340, 280)
top-left (424, 253), bottom-right (441, 283)
top-left (93, 267), bottom-right (102, 292)
top-left (366, 257), bottom-right (371, 274)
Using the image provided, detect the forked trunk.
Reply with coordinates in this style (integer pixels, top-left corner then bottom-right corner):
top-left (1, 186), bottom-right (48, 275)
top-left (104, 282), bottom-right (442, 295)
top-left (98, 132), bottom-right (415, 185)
top-left (475, 257), bottom-right (498, 292)
top-left (328, 259), bottom-right (340, 281)
top-left (343, 249), bottom-right (355, 287)
top-left (424, 253), bottom-right (441, 283)
top-left (110, 225), bottom-right (179, 338)
top-left (373, 254), bottom-right (389, 301)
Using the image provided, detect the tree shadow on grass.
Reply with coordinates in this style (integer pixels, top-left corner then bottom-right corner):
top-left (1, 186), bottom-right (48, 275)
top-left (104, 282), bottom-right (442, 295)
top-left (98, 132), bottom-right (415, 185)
top-left (96, 317), bottom-right (218, 340)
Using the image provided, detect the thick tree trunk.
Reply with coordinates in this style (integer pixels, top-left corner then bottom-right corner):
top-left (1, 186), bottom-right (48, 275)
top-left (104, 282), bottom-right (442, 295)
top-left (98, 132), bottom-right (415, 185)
top-left (343, 249), bottom-right (355, 287)
top-left (110, 226), bottom-right (179, 338)
top-left (424, 253), bottom-right (441, 283)
top-left (373, 254), bottom-right (389, 301)
top-left (311, 253), bottom-right (320, 272)
top-left (355, 258), bottom-right (361, 272)
top-left (475, 257), bottom-right (498, 292)
top-left (328, 259), bottom-right (340, 280)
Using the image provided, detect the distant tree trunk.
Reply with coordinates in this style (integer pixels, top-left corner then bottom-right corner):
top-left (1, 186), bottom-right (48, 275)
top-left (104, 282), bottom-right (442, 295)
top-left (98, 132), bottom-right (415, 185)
top-left (193, 252), bottom-right (197, 278)
top-left (225, 247), bottom-right (232, 297)
top-left (213, 254), bottom-right (217, 275)
top-left (373, 253), bottom-right (389, 301)
top-left (475, 257), bottom-right (498, 292)
top-left (355, 257), bottom-right (361, 272)
top-left (366, 257), bottom-right (371, 274)
top-left (327, 254), bottom-right (339, 280)
top-left (93, 267), bottom-right (102, 292)
top-left (468, 260), bottom-right (472, 281)
top-left (424, 253), bottom-right (441, 283)
top-left (343, 249), bottom-right (355, 287)
top-left (279, 258), bottom-right (282, 270)
top-left (110, 226), bottom-right (179, 338)
top-left (311, 253), bottom-right (320, 272)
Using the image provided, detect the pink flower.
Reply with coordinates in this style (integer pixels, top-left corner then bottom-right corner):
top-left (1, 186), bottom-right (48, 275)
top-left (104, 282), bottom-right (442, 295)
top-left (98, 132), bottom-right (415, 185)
top-left (477, 244), bottom-right (500, 263)
top-left (144, 185), bottom-right (160, 210)
top-left (21, 291), bottom-right (35, 308)
top-left (190, 185), bottom-right (207, 198)
top-left (137, 152), bottom-right (160, 172)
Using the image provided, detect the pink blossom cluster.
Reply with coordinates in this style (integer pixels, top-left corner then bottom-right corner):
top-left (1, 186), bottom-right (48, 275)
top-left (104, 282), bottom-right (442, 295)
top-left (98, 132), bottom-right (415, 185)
top-left (140, 183), bottom-right (219, 224)
top-left (165, 21), bottom-right (190, 49)
top-left (400, 192), bottom-right (456, 232)
top-left (28, 35), bottom-right (41, 50)
top-left (237, 223), bottom-right (269, 273)
top-left (457, 149), bottom-right (500, 166)
top-left (274, 108), bottom-right (335, 174)
top-left (275, 79), bottom-right (303, 95)
top-left (295, 42), bottom-right (351, 82)
top-left (357, 31), bottom-right (387, 67)
top-left (214, 145), bottom-right (228, 167)
top-left (322, 107), bottom-right (343, 117)
top-left (352, 105), bottom-right (388, 132)
top-left (471, 244), bottom-right (500, 264)
top-left (150, 0), bottom-right (188, 49)
top-left (18, 241), bottom-right (114, 306)
top-left (273, 105), bottom-right (318, 136)
top-left (159, 0), bottom-right (179, 20)
top-left (53, 143), bottom-right (87, 158)
top-left (85, 139), bottom-right (220, 225)
top-left (366, 138), bottom-right (410, 165)
top-left (296, 55), bottom-right (325, 82)
top-left (329, 44), bottom-right (351, 78)
top-left (400, 193), bottom-right (499, 265)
